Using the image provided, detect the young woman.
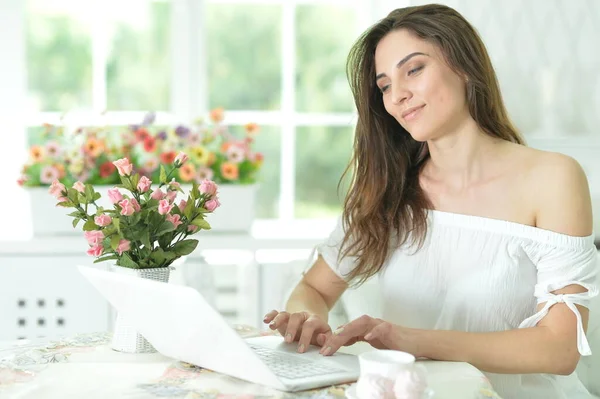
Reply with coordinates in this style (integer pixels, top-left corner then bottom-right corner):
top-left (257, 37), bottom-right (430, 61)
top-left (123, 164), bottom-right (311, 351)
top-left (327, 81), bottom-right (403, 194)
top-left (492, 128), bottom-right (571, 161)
top-left (263, 4), bottom-right (598, 398)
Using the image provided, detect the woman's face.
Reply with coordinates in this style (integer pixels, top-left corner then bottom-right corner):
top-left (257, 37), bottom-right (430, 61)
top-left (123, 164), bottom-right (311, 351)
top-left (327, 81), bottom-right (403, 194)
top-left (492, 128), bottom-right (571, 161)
top-left (374, 29), bottom-right (470, 142)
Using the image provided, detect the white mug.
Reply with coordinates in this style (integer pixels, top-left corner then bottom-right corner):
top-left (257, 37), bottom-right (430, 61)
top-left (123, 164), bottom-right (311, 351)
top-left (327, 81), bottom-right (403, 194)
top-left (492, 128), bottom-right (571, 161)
top-left (358, 349), bottom-right (417, 380)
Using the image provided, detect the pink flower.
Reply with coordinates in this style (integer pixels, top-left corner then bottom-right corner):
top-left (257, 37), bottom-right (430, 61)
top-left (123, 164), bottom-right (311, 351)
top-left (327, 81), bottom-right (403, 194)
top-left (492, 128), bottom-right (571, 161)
top-left (113, 158), bottom-right (133, 176)
top-left (94, 214), bottom-right (112, 227)
top-left (118, 199), bottom-right (135, 216)
top-left (40, 166), bottom-right (60, 185)
top-left (165, 191), bottom-right (177, 203)
top-left (226, 144), bottom-right (246, 163)
top-left (169, 179), bottom-right (181, 191)
top-left (196, 166), bottom-right (214, 182)
top-left (205, 198), bottom-right (220, 212)
top-left (84, 230), bottom-right (105, 246)
top-left (73, 181), bottom-right (85, 193)
top-left (174, 152), bottom-right (189, 166)
top-left (150, 188), bottom-right (165, 200)
top-left (166, 214), bottom-right (183, 228)
top-left (178, 199), bottom-right (187, 210)
top-left (86, 245), bottom-right (104, 257)
top-left (137, 176), bottom-right (152, 193)
top-left (131, 198), bottom-right (141, 212)
top-left (107, 188), bottom-right (123, 204)
top-left (116, 239), bottom-right (131, 255)
top-left (158, 199), bottom-right (174, 215)
top-left (49, 179), bottom-right (66, 198)
top-left (187, 225), bottom-right (198, 233)
top-left (199, 179), bottom-right (218, 197)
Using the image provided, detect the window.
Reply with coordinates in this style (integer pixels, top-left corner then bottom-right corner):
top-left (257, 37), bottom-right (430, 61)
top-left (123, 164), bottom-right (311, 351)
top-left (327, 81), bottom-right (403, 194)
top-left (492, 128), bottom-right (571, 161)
top-left (24, 0), bottom-right (369, 227)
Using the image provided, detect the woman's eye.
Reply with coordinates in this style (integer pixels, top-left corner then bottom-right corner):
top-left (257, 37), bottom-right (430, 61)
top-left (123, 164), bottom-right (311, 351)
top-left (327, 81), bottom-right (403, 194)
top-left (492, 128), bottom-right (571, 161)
top-left (379, 85), bottom-right (390, 93)
top-left (408, 65), bottom-right (424, 76)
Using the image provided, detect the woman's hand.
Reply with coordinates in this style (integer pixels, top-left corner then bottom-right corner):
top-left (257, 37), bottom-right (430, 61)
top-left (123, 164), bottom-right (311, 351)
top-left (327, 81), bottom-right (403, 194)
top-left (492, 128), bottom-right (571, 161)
top-left (263, 310), bottom-right (333, 353)
top-left (319, 315), bottom-right (409, 356)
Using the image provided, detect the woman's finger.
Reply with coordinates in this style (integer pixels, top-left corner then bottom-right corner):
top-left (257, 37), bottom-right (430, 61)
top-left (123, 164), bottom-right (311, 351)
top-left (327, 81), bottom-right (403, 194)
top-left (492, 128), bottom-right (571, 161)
top-left (263, 309), bottom-right (279, 324)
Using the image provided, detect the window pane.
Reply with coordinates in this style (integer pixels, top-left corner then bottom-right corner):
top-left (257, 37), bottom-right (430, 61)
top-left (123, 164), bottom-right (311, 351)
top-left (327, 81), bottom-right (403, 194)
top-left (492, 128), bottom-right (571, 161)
top-left (206, 4), bottom-right (281, 110)
top-left (247, 126), bottom-right (281, 219)
top-left (295, 5), bottom-right (357, 113)
top-left (295, 126), bottom-right (353, 218)
top-left (106, 1), bottom-right (171, 111)
top-left (26, 1), bottom-right (92, 112)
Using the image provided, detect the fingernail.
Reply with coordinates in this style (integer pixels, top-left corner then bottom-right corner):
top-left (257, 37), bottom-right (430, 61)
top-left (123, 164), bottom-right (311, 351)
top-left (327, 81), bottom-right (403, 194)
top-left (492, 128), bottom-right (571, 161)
top-left (263, 317), bottom-right (268, 322)
top-left (297, 344), bottom-right (305, 353)
top-left (269, 321), bottom-right (275, 327)
top-left (364, 333), bottom-right (372, 340)
top-left (285, 333), bottom-right (292, 343)
top-left (333, 327), bottom-right (344, 335)
top-left (322, 346), bottom-right (331, 356)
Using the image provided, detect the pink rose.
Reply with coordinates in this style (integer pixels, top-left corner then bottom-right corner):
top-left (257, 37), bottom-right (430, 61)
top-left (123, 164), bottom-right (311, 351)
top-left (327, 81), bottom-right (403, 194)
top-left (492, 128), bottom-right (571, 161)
top-left (205, 198), bottom-right (220, 212)
top-left (131, 198), bottom-right (141, 212)
top-left (116, 239), bottom-right (131, 255)
top-left (169, 179), bottom-right (181, 191)
top-left (165, 191), bottom-right (177, 203)
top-left (174, 152), bottom-right (189, 166)
top-left (49, 179), bottom-right (66, 198)
top-left (86, 245), bottom-right (104, 257)
top-left (178, 199), bottom-right (187, 210)
top-left (107, 188), bottom-right (123, 204)
top-left (84, 230), bottom-right (105, 246)
top-left (150, 188), bottom-right (165, 200)
top-left (158, 199), bottom-right (174, 215)
top-left (118, 199), bottom-right (135, 216)
top-left (199, 179), bottom-right (218, 197)
top-left (73, 181), bottom-right (85, 193)
top-left (187, 225), bottom-right (198, 233)
top-left (137, 176), bottom-right (152, 193)
top-left (113, 158), bottom-right (133, 176)
top-left (94, 214), bottom-right (112, 227)
top-left (166, 214), bottom-right (183, 228)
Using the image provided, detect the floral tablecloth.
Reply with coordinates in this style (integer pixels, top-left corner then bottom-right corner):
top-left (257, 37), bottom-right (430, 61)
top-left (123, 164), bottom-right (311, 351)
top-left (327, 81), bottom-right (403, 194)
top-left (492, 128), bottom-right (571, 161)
top-left (0, 327), bottom-right (501, 399)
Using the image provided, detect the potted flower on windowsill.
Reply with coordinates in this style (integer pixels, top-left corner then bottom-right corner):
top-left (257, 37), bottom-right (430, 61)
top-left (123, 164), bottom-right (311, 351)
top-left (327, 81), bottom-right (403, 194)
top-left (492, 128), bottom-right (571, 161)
top-left (18, 123), bottom-right (140, 236)
top-left (49, 152), bottom-right (221, 353)
top-left (129, 108), bottom-right (264, 232)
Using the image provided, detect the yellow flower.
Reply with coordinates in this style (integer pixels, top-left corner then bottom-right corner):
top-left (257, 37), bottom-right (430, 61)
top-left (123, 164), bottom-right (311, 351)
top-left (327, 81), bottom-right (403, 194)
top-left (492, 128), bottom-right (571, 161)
top-left (190, 146), bottom-right (211, 165)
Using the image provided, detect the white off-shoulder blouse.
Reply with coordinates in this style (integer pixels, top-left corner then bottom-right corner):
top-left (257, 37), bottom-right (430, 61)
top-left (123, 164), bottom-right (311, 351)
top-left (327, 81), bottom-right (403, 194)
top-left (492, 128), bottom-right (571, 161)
top-left (318, 210), bottom-right (599, 399)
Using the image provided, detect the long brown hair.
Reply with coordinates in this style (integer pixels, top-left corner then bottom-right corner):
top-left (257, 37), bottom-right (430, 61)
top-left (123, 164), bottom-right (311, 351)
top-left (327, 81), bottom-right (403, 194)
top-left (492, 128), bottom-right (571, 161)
top-left (340, 4), bottom-right (524, 285)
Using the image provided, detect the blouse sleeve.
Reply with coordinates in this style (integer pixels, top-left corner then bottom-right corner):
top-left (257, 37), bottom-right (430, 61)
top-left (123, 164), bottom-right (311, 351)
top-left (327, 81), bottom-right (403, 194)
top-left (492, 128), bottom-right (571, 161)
top-left (316, 217), bottom-right (358, 282)
top-left (520, 235), bottom-right (599, 356)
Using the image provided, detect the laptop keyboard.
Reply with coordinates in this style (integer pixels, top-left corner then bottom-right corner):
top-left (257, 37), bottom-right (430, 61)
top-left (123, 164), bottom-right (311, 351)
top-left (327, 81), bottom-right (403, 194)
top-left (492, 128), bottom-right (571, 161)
top-left (249, 344), bottom-right (345, 380)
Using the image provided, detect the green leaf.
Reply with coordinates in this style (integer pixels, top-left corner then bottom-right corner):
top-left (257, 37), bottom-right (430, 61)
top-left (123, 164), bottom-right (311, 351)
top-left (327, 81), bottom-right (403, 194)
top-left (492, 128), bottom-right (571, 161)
top-left (83, 219), bottom-right (99, 231)
top-left (72, 218), bottom-right (81, 228)
top-left (191, 217), bottom-right (211, 230)
top-left (141, 230), bottom-right (152, 250)
top-left (159, 165), bottom-right (167, 184)
top-left (85, 184), bottom-right (95, 203)
top-left (113, 218), bottom-right (121, 234)
top-left (132, 174), bottom-right (140, 192)
top-left (149, 248), bottom-right (167, 266)
top-left (110, 235), bottom-right (121, 251)
top-left (155, 221), bottom-right (176, 236)
top-left (183, 195), bottom-right (195, 219)
top-left (118, 252), bottom-right (139, 268)
top-left (93, 255), bottom-right (119, 264)
top-left (93, 192), bottom-right (101, 201)
top-left (191, 182), bottom-right (199, 200)
top-left (171, 239), bottom-right (198, 256)
top-left (120, 175), bottom-right (133, 192)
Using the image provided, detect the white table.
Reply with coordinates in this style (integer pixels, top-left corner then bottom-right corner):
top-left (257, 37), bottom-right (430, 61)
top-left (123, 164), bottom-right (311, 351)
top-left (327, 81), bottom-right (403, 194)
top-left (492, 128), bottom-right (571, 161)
top-left (0, 329), bottom-right (501, 399)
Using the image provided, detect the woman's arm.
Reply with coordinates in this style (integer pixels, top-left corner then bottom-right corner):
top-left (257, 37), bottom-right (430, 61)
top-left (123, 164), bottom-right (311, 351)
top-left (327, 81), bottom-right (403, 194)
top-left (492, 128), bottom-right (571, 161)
top-left (285, 255), bottom-right (348, 321)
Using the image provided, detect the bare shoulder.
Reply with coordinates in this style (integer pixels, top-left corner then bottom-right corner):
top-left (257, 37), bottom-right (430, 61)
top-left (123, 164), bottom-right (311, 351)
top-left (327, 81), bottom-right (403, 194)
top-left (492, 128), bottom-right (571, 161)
top-left (522, 147), bottom-right (593, 236)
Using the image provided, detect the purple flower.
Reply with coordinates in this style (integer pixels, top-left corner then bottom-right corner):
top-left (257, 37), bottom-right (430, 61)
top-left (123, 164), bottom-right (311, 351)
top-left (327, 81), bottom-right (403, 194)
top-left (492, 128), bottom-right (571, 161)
top-left (142, 112), bottom-right (156, 126)
top-left (174, 125), bottom-right (190, 138)
top-left (157, 131), bottom-right (167, 140)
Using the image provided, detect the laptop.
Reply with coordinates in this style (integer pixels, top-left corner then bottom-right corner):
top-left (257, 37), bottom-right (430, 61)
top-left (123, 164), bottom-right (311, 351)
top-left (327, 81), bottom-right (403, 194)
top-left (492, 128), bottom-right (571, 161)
top-left (78, 265), bottom-right (360, 392)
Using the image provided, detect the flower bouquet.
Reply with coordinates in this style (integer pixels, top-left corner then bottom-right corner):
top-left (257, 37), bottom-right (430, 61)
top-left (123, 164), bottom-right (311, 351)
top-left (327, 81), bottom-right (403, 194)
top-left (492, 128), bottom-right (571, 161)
top-left (48, 152), bottom-right (220, 269)
top-left (48, 152), bottom-right (220, 353)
